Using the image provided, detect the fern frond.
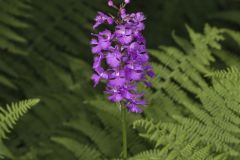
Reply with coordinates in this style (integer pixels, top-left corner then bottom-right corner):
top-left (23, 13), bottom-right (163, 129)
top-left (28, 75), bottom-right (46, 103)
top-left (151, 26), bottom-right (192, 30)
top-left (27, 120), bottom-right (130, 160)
top-left (0, 140), bottom-right (14, 159)
top-left (64, 114), bottom-right (121, 157)
top-left (146, 24), bottom-right (225, 122)
top-left (134, 68), bottom-right (240, 159)
top-left (223, 29), bottom-right (240, 46)
top-left (51, 137), bottom-right (102, 160)
top-left (0, 0), bottom-right (31, 55)
top-left (129, 149), bottom-right (163, 160)
top-left (0, 99), bottom-right (40, 139)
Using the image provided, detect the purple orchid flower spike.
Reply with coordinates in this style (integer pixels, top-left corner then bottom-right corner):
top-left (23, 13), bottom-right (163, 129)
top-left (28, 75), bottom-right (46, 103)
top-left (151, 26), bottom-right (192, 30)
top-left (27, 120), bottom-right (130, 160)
top-left (90, 0), bottom-right (155, 113)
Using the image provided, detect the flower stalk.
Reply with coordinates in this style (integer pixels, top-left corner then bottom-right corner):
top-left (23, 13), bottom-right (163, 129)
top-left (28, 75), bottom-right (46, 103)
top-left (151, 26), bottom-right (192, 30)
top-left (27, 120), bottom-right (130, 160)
top-left (121, 103), bottom-right (128, 159)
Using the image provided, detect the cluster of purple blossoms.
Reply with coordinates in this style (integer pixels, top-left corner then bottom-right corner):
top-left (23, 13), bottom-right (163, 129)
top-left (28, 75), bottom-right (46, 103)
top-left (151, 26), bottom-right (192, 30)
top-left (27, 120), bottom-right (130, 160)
top-left (91, 0), bottom-right (155, 113)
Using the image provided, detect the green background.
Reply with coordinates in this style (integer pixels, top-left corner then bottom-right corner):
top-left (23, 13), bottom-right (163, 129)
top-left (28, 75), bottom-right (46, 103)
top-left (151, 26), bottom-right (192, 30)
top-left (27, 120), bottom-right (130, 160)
top-left (0, 0), bottom-right (239, 159)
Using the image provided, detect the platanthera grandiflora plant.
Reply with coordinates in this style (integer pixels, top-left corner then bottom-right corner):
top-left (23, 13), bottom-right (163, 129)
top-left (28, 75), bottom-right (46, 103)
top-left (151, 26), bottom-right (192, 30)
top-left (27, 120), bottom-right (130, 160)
top-left (90, 0), bottom-right (154, 159)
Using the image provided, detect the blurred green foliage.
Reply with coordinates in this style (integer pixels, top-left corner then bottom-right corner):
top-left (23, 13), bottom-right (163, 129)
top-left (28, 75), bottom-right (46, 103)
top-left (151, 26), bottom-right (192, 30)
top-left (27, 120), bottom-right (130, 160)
top-left (0, 0), bottom-right (240, 159)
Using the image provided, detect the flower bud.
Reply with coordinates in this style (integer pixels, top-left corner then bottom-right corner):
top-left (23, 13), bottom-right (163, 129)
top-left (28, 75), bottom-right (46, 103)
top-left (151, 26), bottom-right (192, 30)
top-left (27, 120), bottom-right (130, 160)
top-left (108, 0), bottom-right (114, 7)
top-left (124, 0), bottom-right (130, 4)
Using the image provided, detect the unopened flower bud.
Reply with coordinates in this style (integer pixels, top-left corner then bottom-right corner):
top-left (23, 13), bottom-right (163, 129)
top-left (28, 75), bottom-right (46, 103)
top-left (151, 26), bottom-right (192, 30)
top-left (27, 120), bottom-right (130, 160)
top-left (124, 0), bottom-right (130, 4)
top-left (108, 0), bottom-right (114, 7)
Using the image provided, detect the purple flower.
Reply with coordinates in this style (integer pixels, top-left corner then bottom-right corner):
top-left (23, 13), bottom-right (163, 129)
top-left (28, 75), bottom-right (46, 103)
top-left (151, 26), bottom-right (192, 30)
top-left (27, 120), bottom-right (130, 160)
top-left (106, 87), bottom-right (124, 102)
top-left (91, 67), bottom-right (108, 87)
top-left (90, 0), bottom-right (154, 113)
top-left (93, 54), bottom-right (103, 69)
top-left (115, 25), bottom-right (134, 44)
top-left (109, 69), bottom-right (126, 87)
top-left (127, 104), bottom-right (142, 113)
top-left (106, 49), bottom-right (121, 68)
top-left (125, 62), bottom-right (144, 81)
top-left (94, 12), bottom-right (113, 29)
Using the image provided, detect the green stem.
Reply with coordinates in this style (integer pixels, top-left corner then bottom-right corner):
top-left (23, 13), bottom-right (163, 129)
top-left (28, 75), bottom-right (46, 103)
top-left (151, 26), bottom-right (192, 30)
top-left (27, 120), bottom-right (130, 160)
top-left (121, 103), bottom-right (127, 160)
